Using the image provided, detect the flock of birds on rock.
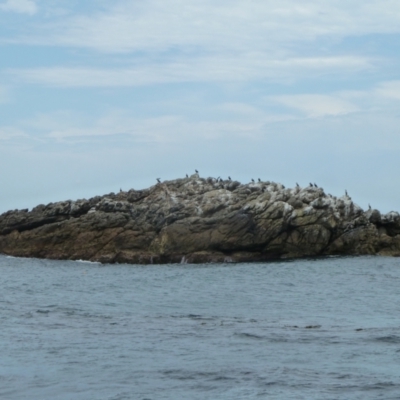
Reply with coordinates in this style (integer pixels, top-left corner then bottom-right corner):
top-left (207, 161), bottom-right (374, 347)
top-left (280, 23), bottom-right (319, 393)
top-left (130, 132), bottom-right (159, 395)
top-left (157, 171), bottom-right (270, 184)
top-left (153, 170), bottom-right (355, 200)
top-left (115, 169), bottom-right (377, 214)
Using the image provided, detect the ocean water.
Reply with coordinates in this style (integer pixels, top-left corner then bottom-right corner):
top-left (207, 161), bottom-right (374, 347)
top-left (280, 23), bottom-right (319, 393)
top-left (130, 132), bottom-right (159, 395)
top-left (1, 255), bottom-right (400, 399)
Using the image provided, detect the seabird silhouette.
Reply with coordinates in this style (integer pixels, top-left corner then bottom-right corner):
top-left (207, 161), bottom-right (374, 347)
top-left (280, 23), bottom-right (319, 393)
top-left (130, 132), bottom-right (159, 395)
top-left (296, 182), bottom-right (299, 187)
top-left (309, 183), bottom-right (313, 187)
top-left (156, 178), bottom-right (161, 183)
top-left (258, 178), bottom-right (261, 182)
top-left (186, 174), bottom-right (188, 178)
top-left (314, 183), bottom-right (318, 188)
top-left (228, 176), bottom-right (231, 181)
top-left (368, 204), bottom-right (371, 210)
top-left (195, 169), bottom-right (199, 174)
top-left (345, 189), bottom-right (348, 196)
top-left (251, 178), bottom-right (255, 183)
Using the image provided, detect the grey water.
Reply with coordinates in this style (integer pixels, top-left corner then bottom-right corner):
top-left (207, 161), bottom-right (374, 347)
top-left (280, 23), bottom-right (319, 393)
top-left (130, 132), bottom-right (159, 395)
top-left (1, 256), bottom-right (400, 400)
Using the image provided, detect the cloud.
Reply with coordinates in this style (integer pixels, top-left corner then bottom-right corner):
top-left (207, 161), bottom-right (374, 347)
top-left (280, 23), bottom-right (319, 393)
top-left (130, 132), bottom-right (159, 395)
top-left (375, 81), bottom-right (400, 100)
top-left (271, 94), bottom-right (360, 118)
top-left (0, 0), bottom-right (37, 15)
top-left (0, 85), bottom-right (10, 103)
top-left (267, 80), bottom-right (400, 118)
top-left (2, 107), bottom-right (279, 149)
top-left (18, 1), bottom-right (400, 53)
top-left (0, 126), bottom-right (28, 141)
top-left (43, 114), bottom-right (266, 144)
top-left (9, 55), bottom-right (371, 87)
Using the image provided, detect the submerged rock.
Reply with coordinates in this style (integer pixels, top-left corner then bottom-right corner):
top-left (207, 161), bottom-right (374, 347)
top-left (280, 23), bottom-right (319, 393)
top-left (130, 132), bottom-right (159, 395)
top-left (1, 177), bottom-right (400, 264)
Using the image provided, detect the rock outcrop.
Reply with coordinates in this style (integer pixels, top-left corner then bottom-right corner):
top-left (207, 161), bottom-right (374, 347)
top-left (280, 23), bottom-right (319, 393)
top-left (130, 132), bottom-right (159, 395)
top-left (1, 175), bottom-right (400, 263)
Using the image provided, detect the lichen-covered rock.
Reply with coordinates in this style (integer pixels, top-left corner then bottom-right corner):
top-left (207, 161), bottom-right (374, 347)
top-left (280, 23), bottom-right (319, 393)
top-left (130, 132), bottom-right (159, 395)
top-left (0, 176), bottom-right (399, 264)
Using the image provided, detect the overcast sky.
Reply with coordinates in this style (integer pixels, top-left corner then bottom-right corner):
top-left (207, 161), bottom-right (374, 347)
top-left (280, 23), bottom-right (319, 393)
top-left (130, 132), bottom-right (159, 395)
top-left (1, 0), bottom-right (400, 213)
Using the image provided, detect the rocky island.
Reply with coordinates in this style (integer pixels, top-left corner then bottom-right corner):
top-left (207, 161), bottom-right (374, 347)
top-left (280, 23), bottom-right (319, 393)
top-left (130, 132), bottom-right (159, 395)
top-left (1, 175), bottom-right (399, 264)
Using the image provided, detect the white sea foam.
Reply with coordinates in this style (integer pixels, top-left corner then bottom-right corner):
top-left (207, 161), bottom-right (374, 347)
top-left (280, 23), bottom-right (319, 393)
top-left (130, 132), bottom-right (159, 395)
top-left (74, 259), bottom-right (101, 265)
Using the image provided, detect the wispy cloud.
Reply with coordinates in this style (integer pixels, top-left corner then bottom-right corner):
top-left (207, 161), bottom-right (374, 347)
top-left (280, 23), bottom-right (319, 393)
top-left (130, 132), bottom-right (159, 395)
top-left (0, 0), bottom-right (37, 15)
top-left (5, 79), bottom-right (400, 150)
top-left (0, 106), bottom-right (281, 148)
top-left (271, 94), bottom-right (360, 118)
top-left (0, 126), bottom-right (28, 141)
top-left (267, 80), bottom-right (400, 118)
top-left (9, 55), bottom-right (372, 87)
top-left (21, 1), bottom-right (400, 53)
top-left (0, 85), bottom-right (10, 103)
top-left (375, 80), bottom-right (400, 100)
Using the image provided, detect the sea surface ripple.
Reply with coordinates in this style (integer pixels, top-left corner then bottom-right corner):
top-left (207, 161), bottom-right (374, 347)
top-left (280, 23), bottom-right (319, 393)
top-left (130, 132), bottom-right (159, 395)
top-left (1, 255), bottom-right (400, 399)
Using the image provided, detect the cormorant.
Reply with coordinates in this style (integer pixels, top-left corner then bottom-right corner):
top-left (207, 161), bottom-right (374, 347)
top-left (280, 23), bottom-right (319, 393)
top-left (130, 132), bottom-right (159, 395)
top-left (345, 189), bottom-right (348, 196)
top-left (186, 174), bottom-right (188, 178)
top-left (195, 169), bottom-right (199, 173)
top-left (368, 204), bottom-right (371, 210)
top-left (309, 183), bottom-right (313, 187)
top-left (296, 182), bottom-right (299, 187)
top-left (228, 176), bottom-right (231, 181)
top-left (258, 178), bottom-right (261, 182)
top-left (314, 183), bottom-right (318, 188)
top-left (251, 178), bottom-right (255, 183)
top-left (156, 178), bottom-right (161, 183)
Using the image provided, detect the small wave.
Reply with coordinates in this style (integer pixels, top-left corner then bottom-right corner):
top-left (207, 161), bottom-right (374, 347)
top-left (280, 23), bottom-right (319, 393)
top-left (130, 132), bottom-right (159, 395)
top-left (170, 314), bottom-right (217, 321)
top-left (4, 255), bottom-right (37, 261)
top-left (335, 374), bottom-right (353, 379)
top-left (187, 314), bottom-right (203, 319)
top-left (74, 259), bottom-right (101, 265)
top-left (235, 332), bottom-right (265, 340)
top-left (374, 335), bottom-right (400, 344)
top-left (283, 324), bottom-right (321, 329)
top-left (108, 392), bottom-right (134, 400)
top-left (36, 309), bottom-right (50, 314)
top-left (362, 381), bottom-right (398, 390)
top-left (162, 369), bottom-right (236, 382)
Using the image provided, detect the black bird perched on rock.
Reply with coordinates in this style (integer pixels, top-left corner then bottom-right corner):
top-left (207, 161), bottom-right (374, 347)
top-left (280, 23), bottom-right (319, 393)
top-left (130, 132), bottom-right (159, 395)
top-left (195, 169), bottom-right (199, 174)
top-left (368, 204), bottom-right (371, 210)
top-left (156, 178), bottom-right (161, 183)
top-left (309, 183), bottom-right (313, 187)
top-left (296, 182), bottom-right (300, 187)
top-left (282, 184), bottom-right (285, 189)
top-left (228, 176), bottom-right (231, 181)
top-left (258, 178), bottom-right (261, 182)
top-left (314, 183), bottom-right (318, 188)
top-left (345, 189), bottom-right (348, 196)
top-left (186, 174), bottom-right (188, 178)
top-left (251, 178), bottom-right (255, 183)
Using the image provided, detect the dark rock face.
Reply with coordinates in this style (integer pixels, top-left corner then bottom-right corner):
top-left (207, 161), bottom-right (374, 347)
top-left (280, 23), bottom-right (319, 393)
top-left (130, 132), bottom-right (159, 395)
top-left (1, 175), bottom-right (400, 264)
